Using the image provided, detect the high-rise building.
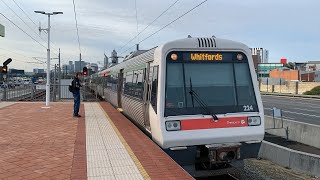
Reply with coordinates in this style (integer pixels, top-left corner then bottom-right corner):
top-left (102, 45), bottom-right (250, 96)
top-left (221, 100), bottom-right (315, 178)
top-left (104, 54), bottom-right (108, 69)
top-left (74, 61), bottom-right (88, 72)
top-left (62, 64), bottom-right (71, 74)
top-left (250, 48), bottom-right (269, 63)
top-left (69, 61), bottom-right (74, 73)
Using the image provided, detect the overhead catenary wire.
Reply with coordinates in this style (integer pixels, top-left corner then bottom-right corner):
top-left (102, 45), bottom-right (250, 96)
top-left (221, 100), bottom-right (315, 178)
top-left (120, 0), bottom-right (208, 55)
top-left (11, 0), bottom-right (39, 30)
top-left (11, 0), bottom-right (60, 52)
top-left (1, 0), bottom-right (47, 42)
top-left (0, 13), bottom-right (47, 49)
top-left (118, 0), bottom-right (180, 51)
top-left (0, 47), bottom-right (46, 64)
top-left (1, 0), bottom-right (57, 55)
top-left (72, 0), bottom-right (81, 54)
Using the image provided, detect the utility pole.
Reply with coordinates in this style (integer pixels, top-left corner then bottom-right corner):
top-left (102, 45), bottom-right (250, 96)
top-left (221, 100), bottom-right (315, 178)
top-left (80, 53), bottom-right (82, 73)
top-left (35, 10), bottom-right (63, 107)
top-left (58, 48), bottom-right (61, 99)
top-left (53, 64), bottom-right (56, 101)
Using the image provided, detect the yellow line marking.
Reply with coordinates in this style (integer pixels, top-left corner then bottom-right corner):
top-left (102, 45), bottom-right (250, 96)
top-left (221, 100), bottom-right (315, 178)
top-left (98, 103), bottom-right (151, 180)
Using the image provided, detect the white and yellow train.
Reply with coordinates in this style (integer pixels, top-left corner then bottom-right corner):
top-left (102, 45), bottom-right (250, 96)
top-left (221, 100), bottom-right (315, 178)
top-left (91, 36), bottom-right (264, 176)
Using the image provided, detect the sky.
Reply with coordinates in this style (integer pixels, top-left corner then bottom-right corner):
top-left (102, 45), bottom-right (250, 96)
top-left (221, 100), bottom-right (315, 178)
top-left (0, 0), bottom-right (320, 72)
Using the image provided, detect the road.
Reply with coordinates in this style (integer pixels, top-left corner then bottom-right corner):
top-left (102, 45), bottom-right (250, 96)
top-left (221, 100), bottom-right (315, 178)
top-left (262, 95), bottom-right (320, 125)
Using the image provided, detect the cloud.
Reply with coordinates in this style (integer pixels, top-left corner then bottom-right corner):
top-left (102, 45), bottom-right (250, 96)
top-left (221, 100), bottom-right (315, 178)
top-left (1, 0), bottom-right (320, 72)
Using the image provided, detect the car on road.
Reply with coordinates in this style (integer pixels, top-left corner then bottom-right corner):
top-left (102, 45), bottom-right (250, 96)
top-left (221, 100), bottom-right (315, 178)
top-left (0, 83), bottom-right (8, 89)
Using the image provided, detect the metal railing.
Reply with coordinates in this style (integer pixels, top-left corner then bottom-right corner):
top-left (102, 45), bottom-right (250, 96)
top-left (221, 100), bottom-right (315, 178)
top-left (0, 83), bottom-right (100, 102)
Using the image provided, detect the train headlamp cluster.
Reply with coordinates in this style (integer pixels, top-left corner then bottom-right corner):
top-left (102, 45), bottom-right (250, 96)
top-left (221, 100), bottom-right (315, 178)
top-left (247, 116), bottom-right (261, 126)
top-left (165, 120), bottom-right (181, 131)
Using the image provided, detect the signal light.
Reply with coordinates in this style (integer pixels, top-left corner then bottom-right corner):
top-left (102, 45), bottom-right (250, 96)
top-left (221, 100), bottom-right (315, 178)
top-left (2, 66), bottom-right (8, 74)
top-left (83, 67), bottom-right (88, 75)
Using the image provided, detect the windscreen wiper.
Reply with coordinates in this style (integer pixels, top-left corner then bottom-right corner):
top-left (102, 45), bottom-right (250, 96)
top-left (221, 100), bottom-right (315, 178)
top-left (189, 78), bottom-right (219, 121)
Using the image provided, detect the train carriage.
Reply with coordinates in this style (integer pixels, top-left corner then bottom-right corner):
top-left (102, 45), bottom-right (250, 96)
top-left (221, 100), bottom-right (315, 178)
top-left (93, 36), bottom-right (264, 176)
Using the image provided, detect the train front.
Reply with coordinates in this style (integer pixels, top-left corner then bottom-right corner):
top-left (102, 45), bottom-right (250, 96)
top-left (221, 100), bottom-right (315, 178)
top-left (157, 38), bottom-right (264, 173)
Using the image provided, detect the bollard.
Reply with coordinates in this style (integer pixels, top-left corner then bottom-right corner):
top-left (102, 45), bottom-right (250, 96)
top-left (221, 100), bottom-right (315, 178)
top-left (285, 127), bottom-right (289, 141)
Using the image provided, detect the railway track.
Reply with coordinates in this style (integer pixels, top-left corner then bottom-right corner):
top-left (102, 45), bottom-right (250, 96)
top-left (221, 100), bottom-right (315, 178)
top-left (17, 90), bottom-right (46, 101)
top-left (197, 174), bottom-right (239, 180)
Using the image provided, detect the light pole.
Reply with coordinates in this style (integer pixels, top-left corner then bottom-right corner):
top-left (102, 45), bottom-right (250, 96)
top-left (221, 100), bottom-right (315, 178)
top-left (34, 11), bottom-right (63, 107)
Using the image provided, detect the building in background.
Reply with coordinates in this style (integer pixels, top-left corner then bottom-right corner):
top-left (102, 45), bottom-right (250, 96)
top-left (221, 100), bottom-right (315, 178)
top-left (270, 68), bottom-right (299, 81)
top-left (252, 55), bottom-right (261, 73)
top-left (314, 71), bottom-right (320, 82)
top-left (74, 61), bottom-right (88, 72)
top-left (33, 68), bottom-right (44, 74)
top-left (104, 53), bottom-right (108, 69)
top-left (257, 63), bottom-right (283, 78)
top-left (270, 67), bottom-right (317, 82)
top-left (62, 64), bottom-right (72, 74)
top-left (305, 61), bottom-right (320, 71)
top-left (280, 58), bottom-right (287, 64)
top-left (9, 69), bottom-right (24, 75)
top-left (69, 61), bottom-right (74, 73)
top-left (250, 48), bottom-right (269, 63)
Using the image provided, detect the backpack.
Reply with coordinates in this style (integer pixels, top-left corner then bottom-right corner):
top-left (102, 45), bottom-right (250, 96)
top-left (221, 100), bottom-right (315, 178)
top-left (69, 80), bottom-right (74, 93)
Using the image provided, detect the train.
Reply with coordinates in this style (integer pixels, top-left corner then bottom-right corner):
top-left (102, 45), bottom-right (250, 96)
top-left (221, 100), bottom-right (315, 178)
top-left (90, 36), bottom-right (264, 176)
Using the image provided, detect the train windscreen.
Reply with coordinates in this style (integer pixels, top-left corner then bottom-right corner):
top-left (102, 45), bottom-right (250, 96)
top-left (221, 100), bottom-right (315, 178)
top-left (165, 51), bottom-right (258, 117)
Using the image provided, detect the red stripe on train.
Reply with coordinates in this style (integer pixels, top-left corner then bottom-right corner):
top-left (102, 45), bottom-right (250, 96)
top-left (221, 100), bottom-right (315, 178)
top-left (180, 117), bottom-right (248, 130)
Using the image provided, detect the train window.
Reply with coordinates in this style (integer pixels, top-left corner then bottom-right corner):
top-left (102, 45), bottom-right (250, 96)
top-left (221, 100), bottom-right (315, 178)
top-left (133, 69), bottom-right (144, 99)
top-left (105, 75), bottom-right (112, 89)
top-left (124, 71), bottom-right (134, 96)
top-left (111, 74), bottom-right (118, 91)
top-left (184, 63), bottom-right (236, 107)
top-left (151, 66), bottom-right (159, 113)
top-left (165, 64), bottom-right (186, 109)
top-left (234, 64), bottom-right (257, 106)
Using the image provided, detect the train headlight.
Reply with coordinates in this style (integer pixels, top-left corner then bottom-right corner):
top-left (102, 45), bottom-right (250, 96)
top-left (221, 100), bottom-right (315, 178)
top-left (165, 121), bottom-right (181, 131)
top-left (247, 116), bottom-right (261, 126)
top-left (237, 53), bottom-right (243, 61)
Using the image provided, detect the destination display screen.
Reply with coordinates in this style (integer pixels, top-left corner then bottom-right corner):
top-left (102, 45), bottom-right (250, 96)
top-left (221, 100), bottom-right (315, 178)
top-left (167, 51), bottom-right (247, 63)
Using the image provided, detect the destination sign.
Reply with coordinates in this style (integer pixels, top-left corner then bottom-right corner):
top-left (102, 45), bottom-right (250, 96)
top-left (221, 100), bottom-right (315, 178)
top-left (183, 52), bottom-right (233, 62)
top-left (189, 53), bottom-right (223, 61)
top-left (167, 51), bottom-right (247, 63)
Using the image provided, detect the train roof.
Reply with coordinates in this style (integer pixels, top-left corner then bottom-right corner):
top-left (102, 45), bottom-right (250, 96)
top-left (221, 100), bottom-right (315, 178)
top-left (159, 36), bottom-right (249, 51)
top-left (98, 37), bottom-right (250, 76)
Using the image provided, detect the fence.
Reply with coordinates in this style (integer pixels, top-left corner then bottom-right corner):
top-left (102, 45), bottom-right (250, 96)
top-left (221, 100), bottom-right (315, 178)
top-left (0, 83), bottom-right (100, 102)
top-left (259, 79), bottom-right (320, 94)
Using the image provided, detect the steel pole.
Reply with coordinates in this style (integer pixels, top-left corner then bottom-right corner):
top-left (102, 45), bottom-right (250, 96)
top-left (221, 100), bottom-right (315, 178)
top-left (45, 14), bottom-right (51, 106)
top-left (58, 48), bottom-right (61, 99)
top-left (80, 53), bottom-right (81, 72)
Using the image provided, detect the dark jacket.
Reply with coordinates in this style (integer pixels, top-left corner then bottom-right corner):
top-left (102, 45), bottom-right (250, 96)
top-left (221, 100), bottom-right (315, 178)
top-left (72, 77), bottom-right (82, 92)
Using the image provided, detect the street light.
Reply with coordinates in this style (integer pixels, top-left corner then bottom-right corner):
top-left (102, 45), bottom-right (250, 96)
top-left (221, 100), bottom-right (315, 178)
top-left (35, 10), bottom-right (63, 107)
top-left (34, 11), bottom-right (45, 14)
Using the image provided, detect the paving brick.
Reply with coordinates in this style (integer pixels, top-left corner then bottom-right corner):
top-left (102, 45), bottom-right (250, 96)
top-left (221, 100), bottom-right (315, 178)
top-left (100, 102), bottom-right (193, 179)
top-left (85, 103), bottom-right (144, 179)
top-left (0, 103), bottom-right (86, 180)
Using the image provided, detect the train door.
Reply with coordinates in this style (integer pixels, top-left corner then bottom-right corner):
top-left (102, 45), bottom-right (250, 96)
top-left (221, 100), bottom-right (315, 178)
top-left (143, 63), bottom-right (151, 131)
top-left (117, 69), bottom-right (124, 108)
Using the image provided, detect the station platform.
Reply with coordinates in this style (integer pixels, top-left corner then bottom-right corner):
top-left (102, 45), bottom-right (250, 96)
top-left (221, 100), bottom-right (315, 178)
top-left (0, 101), bottom-right (192, 180)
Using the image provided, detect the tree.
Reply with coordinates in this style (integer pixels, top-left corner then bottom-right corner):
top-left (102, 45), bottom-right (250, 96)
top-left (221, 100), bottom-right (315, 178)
top-left (285, 62), bottom-right (295, 69)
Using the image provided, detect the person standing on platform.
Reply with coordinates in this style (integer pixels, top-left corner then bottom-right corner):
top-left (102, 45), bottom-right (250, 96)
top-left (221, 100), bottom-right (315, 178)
top-left (72, 72), bottom-right (82, 117)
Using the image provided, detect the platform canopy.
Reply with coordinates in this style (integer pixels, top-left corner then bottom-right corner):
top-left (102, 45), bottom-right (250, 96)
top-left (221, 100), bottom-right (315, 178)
top-left (0, 24), bottom-right (4, 37)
